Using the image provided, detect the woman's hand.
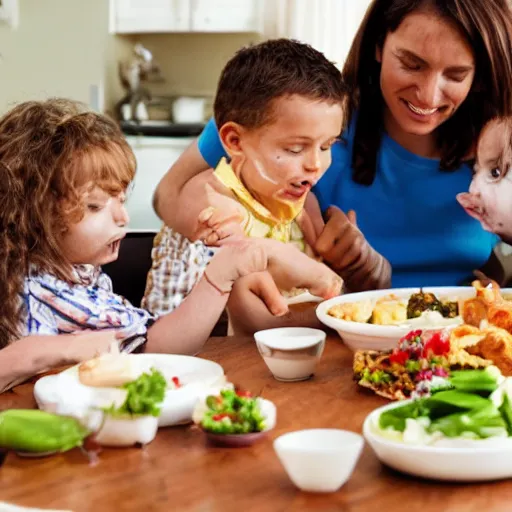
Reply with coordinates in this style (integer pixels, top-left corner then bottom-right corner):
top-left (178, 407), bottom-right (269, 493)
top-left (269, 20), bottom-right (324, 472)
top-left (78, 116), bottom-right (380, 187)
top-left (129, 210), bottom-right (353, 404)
top-left (314, 206), bottom-right (391, 291)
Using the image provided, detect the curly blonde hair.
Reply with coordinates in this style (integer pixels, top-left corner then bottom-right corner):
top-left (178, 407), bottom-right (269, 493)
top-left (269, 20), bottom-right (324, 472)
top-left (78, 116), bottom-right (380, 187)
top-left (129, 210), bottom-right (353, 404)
top-left (0, 98), bottom-right (136, 347)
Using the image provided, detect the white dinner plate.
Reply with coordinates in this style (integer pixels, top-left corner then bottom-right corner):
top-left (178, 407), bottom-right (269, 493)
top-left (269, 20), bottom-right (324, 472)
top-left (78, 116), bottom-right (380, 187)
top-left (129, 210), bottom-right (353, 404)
top-left (34, 354), bottom-right (226, 428)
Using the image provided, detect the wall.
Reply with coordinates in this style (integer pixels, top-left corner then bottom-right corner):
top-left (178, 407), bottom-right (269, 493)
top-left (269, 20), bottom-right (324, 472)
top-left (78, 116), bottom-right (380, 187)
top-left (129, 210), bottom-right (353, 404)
top-left (0, 0), bottom-right (133, 115)
top-left (131, 32), bottom-right (260, 100)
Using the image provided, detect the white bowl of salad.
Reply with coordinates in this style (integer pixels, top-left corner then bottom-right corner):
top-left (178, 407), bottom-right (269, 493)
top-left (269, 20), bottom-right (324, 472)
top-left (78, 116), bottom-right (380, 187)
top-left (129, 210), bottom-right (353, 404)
top-left (363, 366), bottom-right (512, 481)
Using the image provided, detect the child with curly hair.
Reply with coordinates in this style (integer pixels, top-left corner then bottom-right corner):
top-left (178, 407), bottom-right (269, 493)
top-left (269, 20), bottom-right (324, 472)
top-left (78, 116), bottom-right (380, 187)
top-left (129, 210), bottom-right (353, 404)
top-left (0, 99), bottom-right (342, 392)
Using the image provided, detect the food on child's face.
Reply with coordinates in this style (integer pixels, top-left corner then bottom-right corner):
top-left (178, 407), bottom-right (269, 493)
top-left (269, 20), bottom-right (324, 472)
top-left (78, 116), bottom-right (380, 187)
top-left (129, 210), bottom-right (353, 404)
top-left (328, 292), bottom-right (460, 327)
top-left (456, 119), bottom-right (512, 244)
top-left (0, 409), bottom-right (89, 454)
top-left (372, 366), bottom-right (512, 447)
top-left (353, 330), bottom-right (491, 400)
top-left (194, 389), bottom-right (267, 434)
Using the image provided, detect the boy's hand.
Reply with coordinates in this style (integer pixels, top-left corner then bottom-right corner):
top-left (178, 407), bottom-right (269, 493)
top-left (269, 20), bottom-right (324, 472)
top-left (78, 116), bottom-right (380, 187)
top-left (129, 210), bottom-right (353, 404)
top-left (314, 206), bottom-right (391, 291)
top-left (262, 239), bottom-right (343, 299)
top-left (204, 239), bottom-right (343, 315)
top-left (192, 184), bottom-right (247, 246)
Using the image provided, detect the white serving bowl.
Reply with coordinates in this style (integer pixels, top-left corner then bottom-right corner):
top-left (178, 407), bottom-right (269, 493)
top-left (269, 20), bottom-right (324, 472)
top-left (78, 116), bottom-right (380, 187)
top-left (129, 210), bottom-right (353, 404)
top-left (363, 400), bottom-right (512, 482)
top-left (254, 327), bottom-right (326, 382)
top-left (316, 287), bottom-right (475, 351)
top-left (274, 429), bottom-right (364, 492)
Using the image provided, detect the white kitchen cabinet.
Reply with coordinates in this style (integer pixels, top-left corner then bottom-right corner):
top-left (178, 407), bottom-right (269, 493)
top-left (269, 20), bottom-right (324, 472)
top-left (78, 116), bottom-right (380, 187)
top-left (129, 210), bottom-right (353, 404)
top-left (125, 135), bottom-right (193, 230)
top-left (190, 0), bottom-right (263, 33)
top-left (110, 0), bottom-right (263, 34)
top-left (110, 0), bottom-right (190, 34)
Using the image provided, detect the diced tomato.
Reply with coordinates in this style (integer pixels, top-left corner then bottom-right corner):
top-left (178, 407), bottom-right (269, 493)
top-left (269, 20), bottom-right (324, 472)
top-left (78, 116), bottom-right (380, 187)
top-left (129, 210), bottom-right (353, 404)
top-left (422, 332), bottom-right (450, 357)
top-left (389, 350), bottom-right (409, 365)
top-left (212, 413), bottom-right (230, 421)
top-left (403, 329), bottom-right (423, 342)
top-left (236, 390), bottom-right (252, 397)
top-left (171, 376), bottom-right (181, 388)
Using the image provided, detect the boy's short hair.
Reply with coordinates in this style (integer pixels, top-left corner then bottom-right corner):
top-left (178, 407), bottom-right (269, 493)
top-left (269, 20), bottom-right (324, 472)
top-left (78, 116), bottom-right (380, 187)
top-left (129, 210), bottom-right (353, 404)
top-left (214, 38), bottom-right (347, 129)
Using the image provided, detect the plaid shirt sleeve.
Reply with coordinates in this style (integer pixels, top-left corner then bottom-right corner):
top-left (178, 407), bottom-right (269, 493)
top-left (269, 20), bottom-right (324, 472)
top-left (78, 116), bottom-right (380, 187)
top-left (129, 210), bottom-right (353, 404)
top-left (142, 226), bottom-right (216, 317)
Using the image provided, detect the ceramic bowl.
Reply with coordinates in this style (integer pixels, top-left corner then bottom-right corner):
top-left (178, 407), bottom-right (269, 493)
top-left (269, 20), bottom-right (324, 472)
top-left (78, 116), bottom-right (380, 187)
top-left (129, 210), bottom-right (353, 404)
top-left (274, 429), bottom-right (364, 492)
top-left (254, 327), bottom-right (326, 382)
top-left (94, 414), bottom-right (159, 447)
top-left (202, 429), bottom-right (270, 448)
top-left (197, 397), bottom-right (276, 448)
top-left (316, 287), bottom-right (475, 352)
top-left (364, 400), bottom-right (512, 481)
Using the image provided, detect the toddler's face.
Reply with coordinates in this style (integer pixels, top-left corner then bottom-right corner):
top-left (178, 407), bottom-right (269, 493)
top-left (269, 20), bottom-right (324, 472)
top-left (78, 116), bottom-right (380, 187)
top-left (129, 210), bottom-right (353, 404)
top-left (232, 94), bottom-right (343, 220)
top-left (59, 186), bottom-right (129, 266)
top-left (457, 118), bottom-right (512, 244)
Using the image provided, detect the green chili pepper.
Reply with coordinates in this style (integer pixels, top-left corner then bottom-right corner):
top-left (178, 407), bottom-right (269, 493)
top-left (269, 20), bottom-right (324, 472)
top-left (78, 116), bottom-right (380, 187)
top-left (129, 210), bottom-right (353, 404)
top-left (0, 410), bottom-right (89, 453)
top-left (428, 403), bottom-right (507, 438)
top-left (449, 369), bottom-right (499, 395)
top-left (379, 400), bottom-right (429, 432)
top-left (425, 390), bottom-right (490, 419)
top-left (499, 393), bottom-right (512, 436)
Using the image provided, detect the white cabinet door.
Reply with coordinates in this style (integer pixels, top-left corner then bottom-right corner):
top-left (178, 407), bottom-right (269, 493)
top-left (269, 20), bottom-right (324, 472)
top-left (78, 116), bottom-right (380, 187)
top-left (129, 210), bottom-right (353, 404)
top-left (112, 0), bottom-right (190, 34)
top-left (190, 0), bottom-right (263, 33)
top-left (125, 136), bottom-right (193, 231)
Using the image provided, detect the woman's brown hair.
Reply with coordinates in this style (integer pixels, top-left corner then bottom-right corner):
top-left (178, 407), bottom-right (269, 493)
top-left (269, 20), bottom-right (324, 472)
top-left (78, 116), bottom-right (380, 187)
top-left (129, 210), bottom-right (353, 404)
top-left (343, 0), bottom-right (512, 185)
top-left (0, 99), bottom-right (136, 347)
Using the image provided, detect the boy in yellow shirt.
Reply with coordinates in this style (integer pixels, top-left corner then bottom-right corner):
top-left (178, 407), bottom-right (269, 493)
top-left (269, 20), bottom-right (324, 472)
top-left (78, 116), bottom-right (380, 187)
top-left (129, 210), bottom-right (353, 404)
top-left (143, 39), bottom-right (346, 331)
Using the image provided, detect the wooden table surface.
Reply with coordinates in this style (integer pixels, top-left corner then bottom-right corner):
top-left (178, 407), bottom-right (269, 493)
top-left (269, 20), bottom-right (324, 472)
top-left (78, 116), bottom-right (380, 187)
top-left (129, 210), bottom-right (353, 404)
top-left (1, 334), bottom-right (512, 512)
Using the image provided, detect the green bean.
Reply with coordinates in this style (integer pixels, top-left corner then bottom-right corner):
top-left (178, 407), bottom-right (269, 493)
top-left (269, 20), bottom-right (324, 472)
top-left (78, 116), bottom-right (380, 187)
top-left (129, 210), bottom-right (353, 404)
top-left (0, 410), bottom-right (89, 453)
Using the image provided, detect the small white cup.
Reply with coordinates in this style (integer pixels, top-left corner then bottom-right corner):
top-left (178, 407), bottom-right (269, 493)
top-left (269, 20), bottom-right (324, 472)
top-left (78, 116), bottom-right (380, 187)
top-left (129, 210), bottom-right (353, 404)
top-left (273, 429), bottom-right (364, 492)
top-left (254, 327), bottom-right (326, 382)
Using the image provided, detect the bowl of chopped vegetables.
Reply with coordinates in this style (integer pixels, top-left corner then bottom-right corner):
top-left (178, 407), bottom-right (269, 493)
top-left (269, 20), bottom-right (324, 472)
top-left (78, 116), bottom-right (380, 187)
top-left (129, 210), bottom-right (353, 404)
top-left (317, 287), bottom-right (472, 351)
top-left (192, 388), bottom-right (276, 447)
top-left (363, 366), bottom-right (512, 481)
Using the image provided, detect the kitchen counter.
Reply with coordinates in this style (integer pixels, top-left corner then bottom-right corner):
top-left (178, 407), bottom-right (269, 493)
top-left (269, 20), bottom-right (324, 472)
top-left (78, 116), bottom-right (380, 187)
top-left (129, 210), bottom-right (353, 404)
top-left (120, 120), bottom-right (206, 138)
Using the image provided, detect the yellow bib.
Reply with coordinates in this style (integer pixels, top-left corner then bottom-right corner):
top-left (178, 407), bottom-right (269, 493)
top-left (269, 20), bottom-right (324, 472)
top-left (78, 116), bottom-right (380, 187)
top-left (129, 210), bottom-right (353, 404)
top-left (213, 158), bottom-right (307, 252)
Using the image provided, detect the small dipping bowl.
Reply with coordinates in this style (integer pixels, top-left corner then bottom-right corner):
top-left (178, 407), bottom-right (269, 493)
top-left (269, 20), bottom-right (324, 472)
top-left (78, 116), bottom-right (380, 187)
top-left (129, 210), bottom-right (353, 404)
top-left (273, 429), bottom-right (364, 493)
top-left (254, 327), bottom-right (326, 382)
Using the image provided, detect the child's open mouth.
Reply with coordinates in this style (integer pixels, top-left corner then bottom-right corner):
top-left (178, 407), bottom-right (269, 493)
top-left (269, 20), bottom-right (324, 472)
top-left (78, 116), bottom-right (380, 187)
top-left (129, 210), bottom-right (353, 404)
top-left (109, 239), bottom-right (122, 253)
top-left (282, 180), bottom-right (312, 200)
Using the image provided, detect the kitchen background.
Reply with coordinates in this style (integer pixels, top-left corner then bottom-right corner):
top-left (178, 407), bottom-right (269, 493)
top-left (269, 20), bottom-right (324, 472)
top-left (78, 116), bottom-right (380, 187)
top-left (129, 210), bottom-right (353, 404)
top-left (0, 0), bottom-right (371, 230)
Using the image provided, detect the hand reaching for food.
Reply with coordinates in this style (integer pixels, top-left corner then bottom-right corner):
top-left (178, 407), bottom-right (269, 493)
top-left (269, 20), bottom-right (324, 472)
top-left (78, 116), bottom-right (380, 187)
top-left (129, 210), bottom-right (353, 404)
top-left (203, 238), bottom-right (343, 315)
top-left (314, 206), bottom-right (391, 291)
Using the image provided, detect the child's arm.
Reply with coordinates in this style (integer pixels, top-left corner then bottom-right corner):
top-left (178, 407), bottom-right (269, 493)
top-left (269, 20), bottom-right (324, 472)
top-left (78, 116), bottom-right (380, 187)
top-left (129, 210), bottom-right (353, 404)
top-left (0, 330), bottom-right (120, 393)
top-left (169, 169), bottom-right (246, 240)
top-left (146, 238), bottom-right (342, 354)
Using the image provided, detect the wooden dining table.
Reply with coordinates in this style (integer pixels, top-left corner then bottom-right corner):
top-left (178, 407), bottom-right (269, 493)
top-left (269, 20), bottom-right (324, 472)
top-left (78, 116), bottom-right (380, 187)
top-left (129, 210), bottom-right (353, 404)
top-left (1, 333), bottom-right (512, 512)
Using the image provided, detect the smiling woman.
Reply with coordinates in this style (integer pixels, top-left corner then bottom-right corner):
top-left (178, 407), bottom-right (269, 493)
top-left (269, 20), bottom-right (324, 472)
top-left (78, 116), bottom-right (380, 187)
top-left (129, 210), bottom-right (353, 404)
top-left (154, 0), bottom-right (512, 293)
